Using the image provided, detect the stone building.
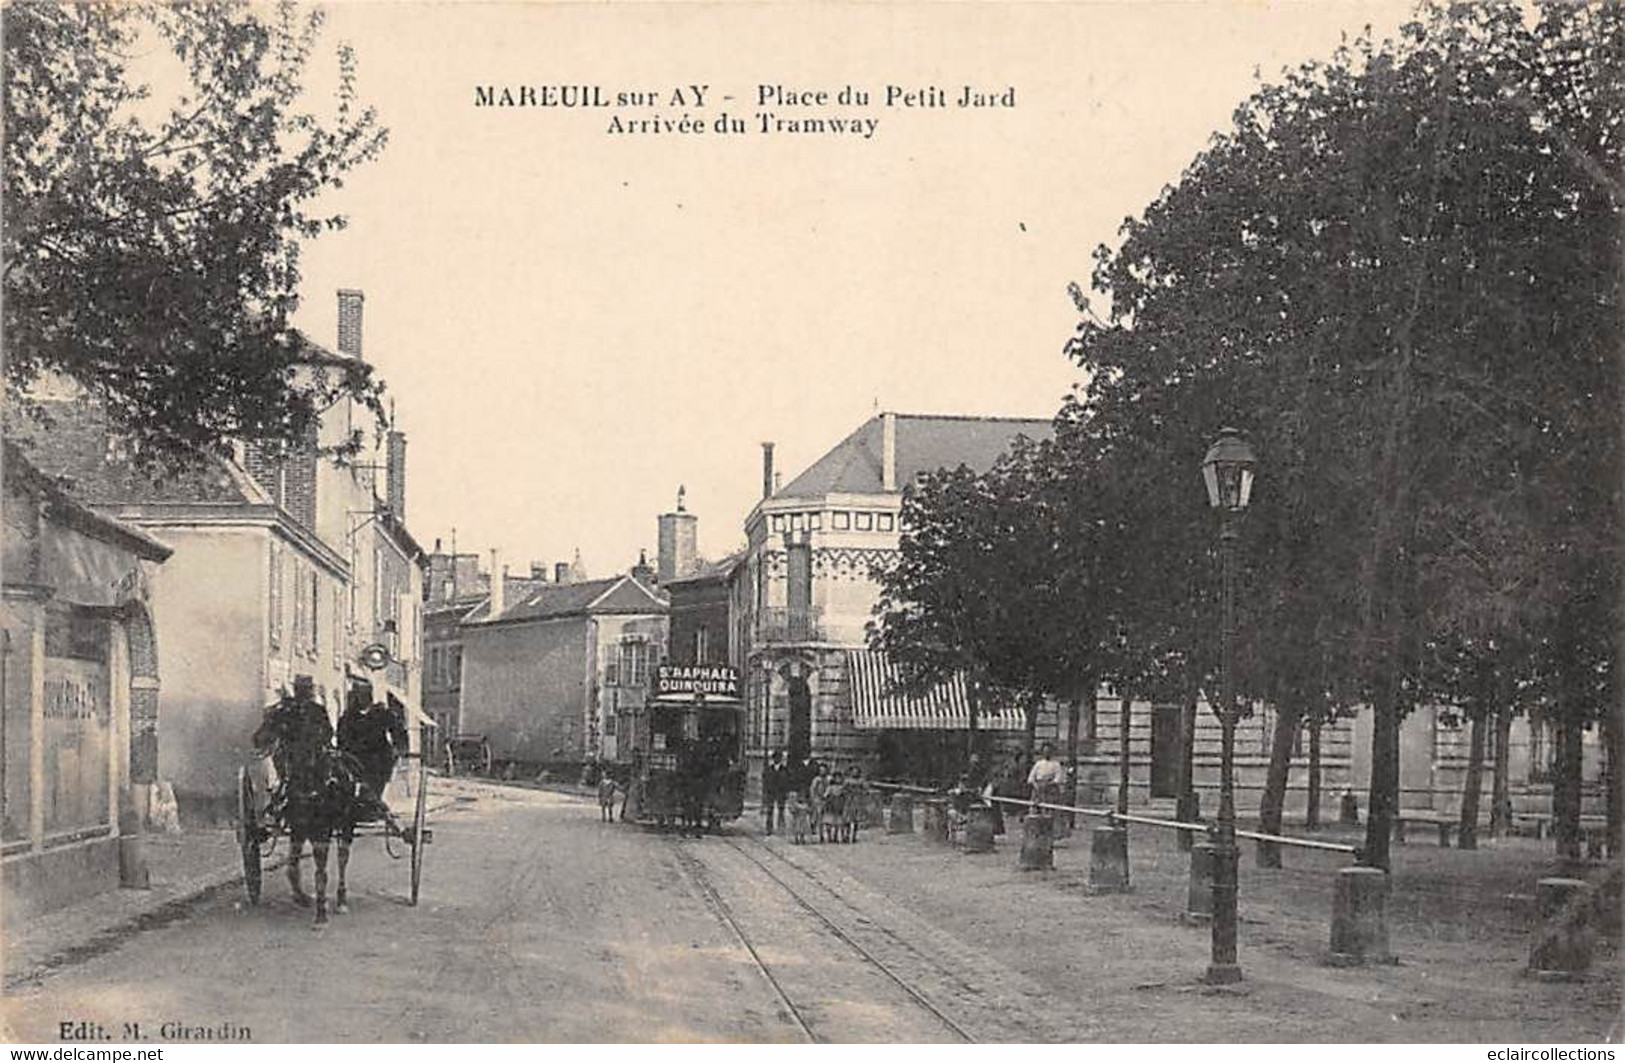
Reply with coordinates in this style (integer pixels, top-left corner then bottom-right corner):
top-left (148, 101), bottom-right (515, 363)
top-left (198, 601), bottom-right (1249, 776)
top-left (13, 291), bottom-right (428, 825)
top-left (458, 572), bottom-right (667, 771)
top-left (732, 412), bottom-right (1048, 783)
top-left (2, 442), bottom-right (172, 923)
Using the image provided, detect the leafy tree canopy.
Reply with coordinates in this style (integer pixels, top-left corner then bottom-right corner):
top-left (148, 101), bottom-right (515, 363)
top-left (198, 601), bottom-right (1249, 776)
top-left (4, 1), bottom-right (389, 464)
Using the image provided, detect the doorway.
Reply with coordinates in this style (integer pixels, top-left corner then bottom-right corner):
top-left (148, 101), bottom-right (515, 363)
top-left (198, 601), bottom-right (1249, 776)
top-left (1150, 704), bottom-right (1182, 799)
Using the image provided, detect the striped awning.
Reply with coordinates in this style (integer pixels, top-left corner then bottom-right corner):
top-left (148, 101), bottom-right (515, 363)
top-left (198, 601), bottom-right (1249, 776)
top-left (845, 651), bottom-right (1026, 731)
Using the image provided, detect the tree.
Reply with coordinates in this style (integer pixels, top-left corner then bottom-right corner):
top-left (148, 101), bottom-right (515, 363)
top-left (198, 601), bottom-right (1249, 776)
top-left (869, 438), bottom-right (1091, 761)
top-left (1064, 2), bottom-right (1620, 870)
top-left (4, 1), bottom-right (389, 464)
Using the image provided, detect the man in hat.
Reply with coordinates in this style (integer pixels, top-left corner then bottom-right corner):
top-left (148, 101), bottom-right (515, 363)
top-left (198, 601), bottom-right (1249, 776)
top-left (254, 675), bottom-right (332, 818)
top-left (337, 684), bottom-right (410, 828)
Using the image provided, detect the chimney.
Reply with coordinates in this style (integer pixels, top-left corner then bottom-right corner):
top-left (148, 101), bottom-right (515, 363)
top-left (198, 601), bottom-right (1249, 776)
top-left (761, 442), bottom-right (775, 499)
top-left (555, 562), bottom-right (571, 584)
top-left (488, 550), bottom-right (504, 616)
top-left (657, 485), bottom-right (699, 583)
top-left (385, 429), bottom-right (407, 520)
top-left (530, 561), bottom-right (547, 580)
top-left (881, 411), bottom-right (897, 492)
top-left (337, 289), bottom-right (365, 357)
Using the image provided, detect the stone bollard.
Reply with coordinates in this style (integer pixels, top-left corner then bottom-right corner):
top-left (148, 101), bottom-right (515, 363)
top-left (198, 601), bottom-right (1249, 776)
top-left (887, 792), bottom-right (915, 835)
top-left (866, 791), bottom-right (886, 829)
top-left (1181, 842), bottom-right (1216, 925)
top-left (1018, 812), bottom-right (1054, 871)
top-left (1327, 866), bottom-right (1395, 966)
top-left (1528, 877), bottom-right (1595, 981)
top-left (1087, 821), bottom-right (1131, 893)
top-left (1339, 790), bottom-right (1359, 826)
top-left (922, 798), bottom-right (950, 843)
top-left (963, 806), bottom-right (996, 853)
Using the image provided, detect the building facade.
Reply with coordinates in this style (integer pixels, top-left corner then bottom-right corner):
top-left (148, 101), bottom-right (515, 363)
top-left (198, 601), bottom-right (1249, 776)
top-left (15, 291), bottom-right (428, 825)
top-left (2, 443), bottom-right (172, 924)
top-left (733, 413), bottom-right (1051, 783)
top-left (458, 574), bottom-right (667, 771)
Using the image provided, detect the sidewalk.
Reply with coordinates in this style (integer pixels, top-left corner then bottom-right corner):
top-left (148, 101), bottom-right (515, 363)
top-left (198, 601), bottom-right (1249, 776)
top-left (3, 828), bottom-right (259, 989)
top-left (3, 782), bottom-right (468, 990)
top-left (740, 803), bottom-right (1622, 1042)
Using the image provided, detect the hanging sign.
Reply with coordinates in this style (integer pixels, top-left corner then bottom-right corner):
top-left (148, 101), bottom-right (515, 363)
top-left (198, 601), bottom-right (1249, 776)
top-left (359, 643), bottom-right (392, 671)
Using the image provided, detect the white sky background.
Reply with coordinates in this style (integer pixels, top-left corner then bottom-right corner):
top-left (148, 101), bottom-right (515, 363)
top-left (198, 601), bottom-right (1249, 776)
top-left (284, 1), bottom-right (1419, 576)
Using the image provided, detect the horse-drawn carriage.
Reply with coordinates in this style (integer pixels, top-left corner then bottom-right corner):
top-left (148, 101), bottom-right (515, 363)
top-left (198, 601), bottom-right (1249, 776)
top-left (236, 680), bottom-right (433, 922)
top-left (236, 749), bottom-right (431, 909)
top-left (623, 665), bottom-right (746, 833)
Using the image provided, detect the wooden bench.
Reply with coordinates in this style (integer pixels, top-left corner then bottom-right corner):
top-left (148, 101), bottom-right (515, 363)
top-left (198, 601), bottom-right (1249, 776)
top-left (1392, 812), bottom-right (1459, 847)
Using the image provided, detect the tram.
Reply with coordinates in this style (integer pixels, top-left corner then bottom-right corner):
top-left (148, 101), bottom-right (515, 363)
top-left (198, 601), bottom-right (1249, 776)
top-left (624, 663), bottom-right (746, 831)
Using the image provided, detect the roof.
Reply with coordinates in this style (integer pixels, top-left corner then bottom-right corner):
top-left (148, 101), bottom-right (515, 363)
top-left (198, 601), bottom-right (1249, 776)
top-left (3, 440), bottom-right (173, 562)
top-left (464, 574), bottom-right (666, 626)
top-left (662, 547), bottom-right (747, 587)
top-left (7, 399), bottom-right (262, 506)
top-left (775, 413), bottom-right (1053, 500)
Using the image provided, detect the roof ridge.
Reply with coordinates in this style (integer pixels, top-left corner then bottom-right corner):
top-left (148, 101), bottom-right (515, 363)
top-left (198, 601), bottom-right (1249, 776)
top-left (890, 412), bottom-right (1053, 424)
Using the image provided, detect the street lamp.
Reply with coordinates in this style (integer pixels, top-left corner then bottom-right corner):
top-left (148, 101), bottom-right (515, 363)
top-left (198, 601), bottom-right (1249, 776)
top-left (1201, 426), bottom-right (1256, 986)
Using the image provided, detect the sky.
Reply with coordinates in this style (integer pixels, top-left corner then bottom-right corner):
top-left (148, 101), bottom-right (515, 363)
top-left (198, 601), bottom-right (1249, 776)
top-left (280, 0), bottom-right (1420, 576)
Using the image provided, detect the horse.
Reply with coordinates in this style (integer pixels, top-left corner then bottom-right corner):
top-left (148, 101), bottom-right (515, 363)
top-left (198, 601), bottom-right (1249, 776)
top-left (253, 698), bottom-right (364, 927)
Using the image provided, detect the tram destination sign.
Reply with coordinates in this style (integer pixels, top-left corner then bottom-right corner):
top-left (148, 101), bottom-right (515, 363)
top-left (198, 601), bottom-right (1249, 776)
top-left (652, 664), bottom-right (742, 703)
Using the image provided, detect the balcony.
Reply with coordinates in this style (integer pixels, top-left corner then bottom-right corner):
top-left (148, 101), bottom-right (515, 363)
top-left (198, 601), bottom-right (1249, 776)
top-left (755, 606), bottom-right (824, 644)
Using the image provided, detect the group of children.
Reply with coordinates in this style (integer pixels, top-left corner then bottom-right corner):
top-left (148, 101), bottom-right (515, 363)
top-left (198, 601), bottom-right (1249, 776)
top-left (784, 766), bottom-right (867, 845)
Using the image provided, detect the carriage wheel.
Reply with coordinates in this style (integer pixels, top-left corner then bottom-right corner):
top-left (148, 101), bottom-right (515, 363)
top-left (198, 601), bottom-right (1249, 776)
top-left (409, 754), bottom-right (429, 906)
top-left (236, 766), bottom-right (262, 905)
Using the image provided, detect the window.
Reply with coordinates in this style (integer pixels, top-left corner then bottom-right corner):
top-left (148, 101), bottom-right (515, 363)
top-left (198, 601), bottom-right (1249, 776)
top-left (855, 512), bottom-right (874, 531)
top-left (268, 542), bottom-right (284, 651)
top-left (308, 570), bottom-right (320, 656)
top-left (695, 626), bottom-right (709, 663)
top-left (372, 547), bottom-right (385, 629)
top-left (808, 512), bottom-right (821, 530)
top-left (877, 513), bottom-right (895, 532)
top-left (604, 655), bottom-right (620, 687)
top-left (1529, 716), bottom-right (1553, 783)
top-left (620, 639), bottom-right (651, 687)
top-left (832, 511), bottom-right (850, 530)
top-left (770, 514), bottom-right (786, 533)
top-left (790, 514), bottom-right (804, 531)
top-left (442, 579), bottom-right (455, 602)
top-left (333, 586), bottom-right (343, 666)
top-left (449, 646), bottom-right (463, 688)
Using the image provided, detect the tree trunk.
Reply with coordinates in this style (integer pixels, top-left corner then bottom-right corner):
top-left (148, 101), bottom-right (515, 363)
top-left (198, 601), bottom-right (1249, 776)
top-left (1023, 699), bottom-right (1037, 762)
top-left (1553, 711), bottom-right (1584, 863)
top-left (1178, 685), bottom-right (1199, 821)
top-left (1065, 690), bottom-right (1084, 830)
top-left (1257, 704), bottom-right (1303, 867)
top-left (1490, 699), bottom-right (1514, 836)
top-left (1362, 683), bottom-right (1400, 870)
top-left (1459, 711), bottom-right (1486, 850)
top-left (1117, 689), bottom-right (1132, 816)
top-left (1604, 702), bottom-right (1621, 859)
top-left (1306, 715), bottom-right (1322, 831)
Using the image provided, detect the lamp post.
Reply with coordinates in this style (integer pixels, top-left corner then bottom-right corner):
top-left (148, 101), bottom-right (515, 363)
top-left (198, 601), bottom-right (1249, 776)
top-left (1201, 426), bottom-right (1257, 986)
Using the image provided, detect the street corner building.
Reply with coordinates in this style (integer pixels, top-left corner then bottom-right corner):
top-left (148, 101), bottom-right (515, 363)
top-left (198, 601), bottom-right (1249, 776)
top-left (457, 570), bottom-right (669, 775)
top-left (2, 441), bottom-right (172, 926)
top-left (734, 412), bottom-right (1053, 785)
top-left (5, 291), bottom-right (430, 831)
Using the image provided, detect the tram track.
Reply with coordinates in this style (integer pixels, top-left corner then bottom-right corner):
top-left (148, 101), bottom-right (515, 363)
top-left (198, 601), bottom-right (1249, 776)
top-left (670, 835), bottom-right (977, 1043)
